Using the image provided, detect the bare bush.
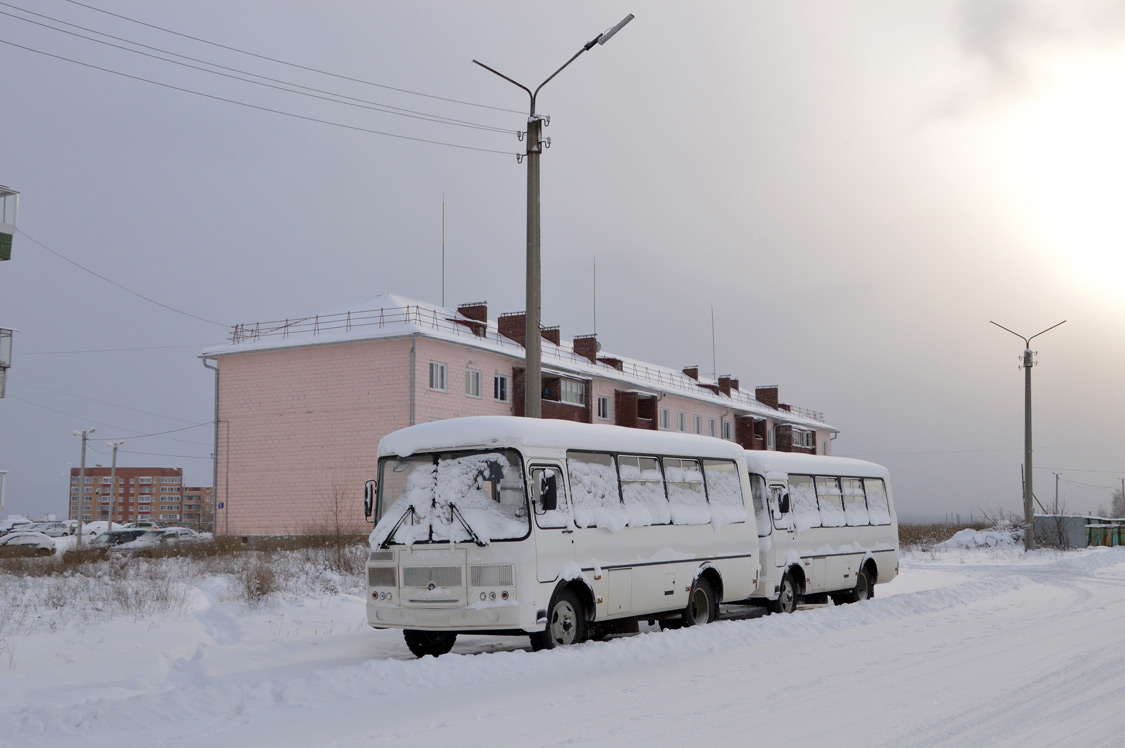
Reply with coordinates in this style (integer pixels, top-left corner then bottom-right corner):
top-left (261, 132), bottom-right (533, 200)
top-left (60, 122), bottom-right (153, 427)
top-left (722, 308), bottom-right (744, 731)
top-left (234, 556), bottom-right (276, 608)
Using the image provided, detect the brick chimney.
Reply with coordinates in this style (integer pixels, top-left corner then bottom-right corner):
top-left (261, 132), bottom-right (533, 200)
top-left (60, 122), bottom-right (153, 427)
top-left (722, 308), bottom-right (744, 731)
top-left (574, 334), bottom-right (598, 363)
top-left (456, 301), bottom-right (487, 337)
top-left (598, 356), bottom-right (624, 372)
top-left (498, 312), bottom-right (526, 347)
top-left (730, 378), bottom-right (739, 392)
top-left (718, 375), bottom-right (732, 397)
top-left (541, 326), bottom-right (560, 346)
top-left (682, 366), bottom-right (699, 380)
top-left (756, 385), bottom-right (779, 410)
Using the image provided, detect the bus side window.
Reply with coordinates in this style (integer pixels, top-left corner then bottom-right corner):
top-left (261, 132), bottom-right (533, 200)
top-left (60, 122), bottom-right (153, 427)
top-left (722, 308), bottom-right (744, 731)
top-left (532, 466), bottom-right (569, 529)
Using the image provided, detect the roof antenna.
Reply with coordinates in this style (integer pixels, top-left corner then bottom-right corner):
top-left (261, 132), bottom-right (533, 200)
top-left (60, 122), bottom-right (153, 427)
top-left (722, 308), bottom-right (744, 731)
top-left (593, 256), bottom-right (597, 335)
top-left (441, 192), bottom-right (446, 307)
top-left (710, 305), bottom-right (717, 379)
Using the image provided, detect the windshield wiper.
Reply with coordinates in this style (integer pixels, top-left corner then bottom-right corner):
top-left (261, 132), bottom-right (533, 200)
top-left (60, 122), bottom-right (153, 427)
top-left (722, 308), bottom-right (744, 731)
top-left (379, 505), bottom-right (418, 550)
top-left (450, 504), bottom-right (487, 547)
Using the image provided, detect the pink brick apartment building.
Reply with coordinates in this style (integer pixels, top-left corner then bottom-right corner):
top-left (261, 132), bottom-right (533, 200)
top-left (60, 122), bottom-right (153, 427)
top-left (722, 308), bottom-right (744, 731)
top-left (202, 293), bottom-right (837, 535)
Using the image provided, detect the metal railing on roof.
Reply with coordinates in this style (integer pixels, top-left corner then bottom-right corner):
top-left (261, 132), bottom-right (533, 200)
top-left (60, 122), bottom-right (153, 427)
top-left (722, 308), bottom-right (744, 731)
top-left (227, 304), bottom-right (827, 425)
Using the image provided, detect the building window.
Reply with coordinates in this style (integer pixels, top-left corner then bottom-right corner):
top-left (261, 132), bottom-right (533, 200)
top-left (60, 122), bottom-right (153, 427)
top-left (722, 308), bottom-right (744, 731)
top-left (494, 374), bottom-right (510, 402)
top-left (676, 412), bottom-right (686, 432)
top-left (84, 477), bottom-right (93, 484)
top-left (465, 368), bottom-right (482, 398)
top-left (768, 428), bottom-right (775, 450)
top-left (138, 477), bottom-right (152, 485)
top-left (560, 379), bottom-right (585, 406)
top-left (161, 477), bottom-right (181, 484)
top-left (709, 418), bottom-right (717, 437)
top-left (100, 477), bottom-right (112, 484)
top-left (429, 362), bottom-right (448, 392)
top-left (597, 395), bottom-right (611, 421)
top-left (693, 414), bottom-right (702, 435)
top-left (71, 477), bottom-right (79, 484)
top-left (659, 408), bottom-right (670, 430)
top-left (722, 421), bottom-right (732, 440)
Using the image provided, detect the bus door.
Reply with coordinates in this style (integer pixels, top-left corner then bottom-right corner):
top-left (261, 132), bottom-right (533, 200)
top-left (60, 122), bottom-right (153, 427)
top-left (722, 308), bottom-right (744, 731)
top-left (770, 483), bottom-right (795, 569)
top-left (529, 463), bottom-right (575, 583)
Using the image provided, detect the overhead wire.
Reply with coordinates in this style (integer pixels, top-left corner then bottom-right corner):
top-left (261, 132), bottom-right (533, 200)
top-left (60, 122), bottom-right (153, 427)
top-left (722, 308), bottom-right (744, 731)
top-left (7, 395), bottom-right (213, 447)
top-left (19, 228), bottom-right (230, 328)
top-left (22, 344), bottom-right (212, 355)
top-left (60, 0), bottom-right (524, 115)
top-left (0, 5), bottom-right (516, 135)
top-left (0, 38), bottom-right (520, 156)
top-left (11, 380), bottom-right (202, 424)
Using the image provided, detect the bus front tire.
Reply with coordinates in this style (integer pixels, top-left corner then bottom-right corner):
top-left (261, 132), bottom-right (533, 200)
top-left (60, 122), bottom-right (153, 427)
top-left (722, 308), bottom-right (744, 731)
top-left (682, 577), bottom-right (718, 626)
top-left (403, 629), bottom-right (457, 658)
top-left (530, 589), bottom-right (587, 650)
top-left (772, 574), bottom-right (799, 614)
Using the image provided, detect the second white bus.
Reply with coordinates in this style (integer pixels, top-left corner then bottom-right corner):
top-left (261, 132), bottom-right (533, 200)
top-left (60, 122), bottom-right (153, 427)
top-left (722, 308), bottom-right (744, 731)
top-left (743, 451), bottom-right (899, 612)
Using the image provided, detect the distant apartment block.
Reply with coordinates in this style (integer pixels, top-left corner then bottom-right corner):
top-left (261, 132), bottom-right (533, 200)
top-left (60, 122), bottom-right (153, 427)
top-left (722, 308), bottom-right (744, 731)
top-left (204, 293), bottom-right (838, 536)
top-left (68, 466), bottom-right (213, 530)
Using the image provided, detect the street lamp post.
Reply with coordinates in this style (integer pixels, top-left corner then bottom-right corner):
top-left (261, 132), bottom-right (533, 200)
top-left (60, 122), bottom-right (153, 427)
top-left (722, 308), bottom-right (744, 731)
top-left (991, 320), bottom-right (1066, 551)
top-left (474, 14), bottom-right (634, 419)
top-left (107, 441), bottom-right (124, 529)
top-left (72, 428), bottom-right (95, 544)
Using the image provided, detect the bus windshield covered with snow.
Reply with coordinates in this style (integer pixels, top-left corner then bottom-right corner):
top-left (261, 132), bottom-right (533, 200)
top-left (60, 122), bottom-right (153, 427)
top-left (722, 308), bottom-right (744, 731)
top-left (744, 452), bottom-right (899, 612)
top-left (364, 417), bottom-right (760, 657)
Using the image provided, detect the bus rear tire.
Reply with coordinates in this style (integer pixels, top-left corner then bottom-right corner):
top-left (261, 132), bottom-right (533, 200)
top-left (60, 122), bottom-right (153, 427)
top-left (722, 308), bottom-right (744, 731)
top-left (772, 574), bottom-right (799, 614)
top-left (403, 629), bottom-right (457, 658)
top-left (682, 577), bottom-right (718, 626)
top-left (530, 589), bottom-right (587, 651)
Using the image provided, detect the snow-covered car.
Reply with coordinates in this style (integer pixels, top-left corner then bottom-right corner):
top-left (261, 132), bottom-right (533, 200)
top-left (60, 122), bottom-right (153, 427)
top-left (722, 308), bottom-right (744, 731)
top-left (0, 531), bottom-right (57, 557)
top-left (107, 527), bottom-right (207, 555)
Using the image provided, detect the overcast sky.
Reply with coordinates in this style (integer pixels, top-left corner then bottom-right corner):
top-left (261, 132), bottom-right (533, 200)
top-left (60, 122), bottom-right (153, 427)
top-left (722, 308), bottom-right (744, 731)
top-left (2, 0), bottom-right (1124, 522)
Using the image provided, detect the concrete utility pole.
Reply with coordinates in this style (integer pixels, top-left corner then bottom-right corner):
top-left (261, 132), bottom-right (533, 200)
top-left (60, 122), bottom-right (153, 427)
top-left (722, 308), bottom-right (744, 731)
top-left (991, 320), bottom-right (1066, 552)
top-left (108, 441), bottom-right (124, 528)
top-left (474, 13), bottom-right (634, 419)
top-left (73, 428), bottom-right (95, 544)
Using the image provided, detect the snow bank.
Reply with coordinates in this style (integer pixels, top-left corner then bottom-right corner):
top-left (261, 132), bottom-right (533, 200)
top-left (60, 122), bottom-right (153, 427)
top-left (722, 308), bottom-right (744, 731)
top-left (936, 528), bottom-right (1019, 550)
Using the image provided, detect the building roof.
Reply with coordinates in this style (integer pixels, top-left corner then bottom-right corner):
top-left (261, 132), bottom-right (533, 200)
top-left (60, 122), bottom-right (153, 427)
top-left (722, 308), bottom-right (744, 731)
top-left (203, 292), bottom-right (835, 432)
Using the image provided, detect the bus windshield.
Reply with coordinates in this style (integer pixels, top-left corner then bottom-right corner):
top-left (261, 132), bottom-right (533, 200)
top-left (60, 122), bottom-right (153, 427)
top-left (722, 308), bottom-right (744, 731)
top-left (371, 449), bottom-right (529, 546)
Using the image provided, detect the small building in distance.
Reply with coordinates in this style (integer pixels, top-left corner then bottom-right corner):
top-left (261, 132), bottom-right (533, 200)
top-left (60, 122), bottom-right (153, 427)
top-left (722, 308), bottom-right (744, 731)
top-left (68, 466), bottom-right (214, 531)
top-left (203, 293), bottom-right (837, 536)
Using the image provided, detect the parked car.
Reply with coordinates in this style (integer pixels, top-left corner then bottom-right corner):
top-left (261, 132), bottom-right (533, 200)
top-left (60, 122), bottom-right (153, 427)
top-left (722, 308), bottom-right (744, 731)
top-left (24, 521), bottom-right (77, 538)
top-left (90, 529), bottom-right (151, 549)
top-left (108, 527), bottom-right (206, 555)
top-left (0, 531), bottom-right (57, 557)
top-left (122, 521), bottom-right (161, 530)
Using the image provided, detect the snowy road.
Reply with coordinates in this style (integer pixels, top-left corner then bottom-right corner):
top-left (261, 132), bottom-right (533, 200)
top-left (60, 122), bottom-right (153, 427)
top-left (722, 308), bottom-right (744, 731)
top-left (3, 548), bottom-right (1125, 747)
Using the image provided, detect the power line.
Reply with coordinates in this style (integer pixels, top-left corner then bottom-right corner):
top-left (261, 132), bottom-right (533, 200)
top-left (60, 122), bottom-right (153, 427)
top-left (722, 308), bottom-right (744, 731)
top-left (18, 228), bottom-right (229, 328)
top-left (7, 395), bottom-right (212, 446)
top-left (22, 343), bottom-right (210, 355)
top-left (121, 449), bottom-right (211, 460)
top-left (0, 5), bottom-right (515, 135)
top-left (0, 37), bottom-right (519, 157)
top-left (11, 379), bottom-right (201, 424)
top-left (100, 422), bottom-right (213, 441)
top-left (60, 0), bottom-right (524, 115)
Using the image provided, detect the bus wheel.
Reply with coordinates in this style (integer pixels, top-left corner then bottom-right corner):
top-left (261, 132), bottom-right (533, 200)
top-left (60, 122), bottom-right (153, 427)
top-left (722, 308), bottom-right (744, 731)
top-left (772, 574), bottom-right (799, 614)
top-left (682, 577), bottom-right (717, 626)
top-left (850, 569), bottom-right (873, 603)
top-left (531, 589), bottom-right (587, 650)
top-left (403, 629), bottom-right (457, 658)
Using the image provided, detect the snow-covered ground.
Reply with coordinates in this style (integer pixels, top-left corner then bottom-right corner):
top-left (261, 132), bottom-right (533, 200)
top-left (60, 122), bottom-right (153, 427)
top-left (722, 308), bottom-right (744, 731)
top-left (3, 545), bottom-right (1125, 747)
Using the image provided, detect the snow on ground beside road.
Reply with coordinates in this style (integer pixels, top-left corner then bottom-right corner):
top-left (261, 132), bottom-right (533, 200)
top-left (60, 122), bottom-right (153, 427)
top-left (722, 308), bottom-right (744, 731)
top-left (2, 547), bottom-right (1125, 747)
top-left (935, 527), bottom-right (1020, 550)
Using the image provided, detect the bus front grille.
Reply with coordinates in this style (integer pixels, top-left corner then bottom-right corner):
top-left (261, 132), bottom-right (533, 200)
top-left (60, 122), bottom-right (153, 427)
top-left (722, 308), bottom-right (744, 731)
top-left (403, 566), bottom-right (463, 588)
top-left (368, 566), bottom-right (396, 588)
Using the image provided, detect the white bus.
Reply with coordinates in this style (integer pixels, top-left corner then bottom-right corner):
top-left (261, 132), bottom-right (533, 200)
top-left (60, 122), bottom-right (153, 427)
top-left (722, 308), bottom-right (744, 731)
top-left (364, 416), bottom-right (761, 657)
top-left (743, 452), bottom-right (899, 612)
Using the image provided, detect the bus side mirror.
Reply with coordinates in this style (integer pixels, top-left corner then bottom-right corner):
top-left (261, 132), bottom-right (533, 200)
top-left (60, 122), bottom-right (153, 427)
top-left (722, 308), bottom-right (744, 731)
top-left (364, 480), bottom-right (376, 523)
top-left (778, 494), bottom-right (790, 515)
top-left (540, 473), bottom-right (558, 512)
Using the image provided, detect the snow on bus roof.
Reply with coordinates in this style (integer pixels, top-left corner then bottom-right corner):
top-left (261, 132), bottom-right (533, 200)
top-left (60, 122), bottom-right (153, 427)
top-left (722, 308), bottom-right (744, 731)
top-left (377, 416), bottom-right (748, 460)
top-left (743, 451), bottom-right (890, 479)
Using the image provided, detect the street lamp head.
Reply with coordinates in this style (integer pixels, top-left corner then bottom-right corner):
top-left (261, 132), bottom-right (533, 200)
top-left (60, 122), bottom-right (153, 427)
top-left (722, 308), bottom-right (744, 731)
top-left (597, 14), bottom-right (634, 45)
